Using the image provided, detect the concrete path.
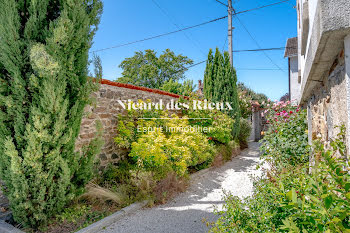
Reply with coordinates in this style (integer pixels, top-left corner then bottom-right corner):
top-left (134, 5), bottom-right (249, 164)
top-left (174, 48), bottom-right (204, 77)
top-left (101, 142), bottom-right (262, 233)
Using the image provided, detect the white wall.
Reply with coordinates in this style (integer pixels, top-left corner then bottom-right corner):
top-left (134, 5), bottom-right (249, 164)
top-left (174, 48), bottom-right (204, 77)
top-left (345, 34), bottom-right (350, 152)
top-left (290, 56), bottom-right (301, 103)
top-left (297, 0), bottom-right (319, 96)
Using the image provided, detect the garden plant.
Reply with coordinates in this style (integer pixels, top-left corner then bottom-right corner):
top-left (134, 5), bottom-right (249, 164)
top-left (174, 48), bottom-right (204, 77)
top-left (0, 0), bottom-right (103, 228)
top-left (211, 101), bottom-right (350, 233)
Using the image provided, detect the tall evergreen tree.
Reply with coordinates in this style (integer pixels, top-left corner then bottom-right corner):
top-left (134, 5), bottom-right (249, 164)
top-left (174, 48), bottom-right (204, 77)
top-left (0, 0), bottom-right (102, 227)
top-left (203, 49), bottom-right (214, 99)
top-left (203, 48), bottom-right (241, 138)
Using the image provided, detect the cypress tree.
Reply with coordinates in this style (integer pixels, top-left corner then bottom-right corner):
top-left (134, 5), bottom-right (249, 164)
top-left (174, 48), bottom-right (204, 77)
top-left (0, 0), bottom-right (102, 228)
top-left (203, 49), bottom-right (214, 100)
top-left (203, 48), bottom-right (241, 138)
top-left (213, 49), bottom-right (224, 102)
top-left (223, 51), bottom-right (240, 137)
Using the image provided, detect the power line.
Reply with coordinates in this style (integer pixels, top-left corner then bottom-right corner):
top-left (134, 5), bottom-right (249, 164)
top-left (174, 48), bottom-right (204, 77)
top-left (91, 0), bottom-right (293, 53)
top-left (234, 0), bottom-right (291, 14)
top-left (214, 0), bottom-right (228, 7)
top-left (236, 68), bottom-right (288, 70)
top-left (171, 45), bottom-right (293, 74)
top-left (214, 0), bottom-right (292, 12)
top-left (150, 0), bottom-right (206, 56)
top-left (234, 14), bottom-right (286, 74)
top-left (221, 37), bottom-right (228, 53)
top-left (91, 15), bottom-right (227, 53)
top-left (233, 47), bottom-right (295, 52)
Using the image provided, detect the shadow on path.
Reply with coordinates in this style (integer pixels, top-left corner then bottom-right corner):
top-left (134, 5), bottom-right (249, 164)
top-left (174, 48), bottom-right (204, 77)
top-left (101, 142), bottom-right (261, 233)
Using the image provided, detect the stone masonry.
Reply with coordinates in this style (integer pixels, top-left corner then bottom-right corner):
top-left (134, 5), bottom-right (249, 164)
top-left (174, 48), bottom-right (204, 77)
top-left (76, 82), bottom-right (181, 168)
top-left (306, 51), bottom-right (348, 145)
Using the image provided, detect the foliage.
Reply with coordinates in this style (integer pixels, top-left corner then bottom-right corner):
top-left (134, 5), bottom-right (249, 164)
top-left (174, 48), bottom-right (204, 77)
top-left (0, 0), bottom-right (102, 228)
top-left (238, 82), bottom-right (269, 106)
top-left (238, 118), bottom-right (252, 149)
top-left (217, 140), bottom-right (240, 162)
top-left (130, 115), bottom-right (215, 178)
top-left (114, 100), bottom-right (165, 150)
top-left (211, 104), bottom-right (350, 232)
top-left (98, 161), bottom-right (155, 205)
top-left (237, 82), bottom-right (269, 118)
top-left (160, 79), bottom-right (196, 96)
top-left (279, 136), bottom-right (350, 233)
top-left (203, 48), bottom-right (241, 138)
top-left (238, 89), bottom-right (253, 119)
top-left (260, 101), bottom-right (309, 168)
top-left (185, 106), bottom-right (234, 145)
top-left (212, 133), bottom-right (350, 233)
top-left (116, 49), bottom-right (193, 89)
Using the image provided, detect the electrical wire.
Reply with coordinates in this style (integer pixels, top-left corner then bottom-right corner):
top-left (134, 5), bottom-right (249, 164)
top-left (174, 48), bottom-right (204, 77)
top-left (91, 0), bottom-right (293, 53)
top-left (170, 45), bottom-right (294, 74)
top-left (91, 15), bottom-right (227, 53)
top-left (214, 0), bottom-right (292, 12)
top-left (234, 0), bottom-right (292, 14)
top-left (234, 14), bottom-right (287, 74)
top-left (221, 37), bottom-right (228, 53)
top-left (214, 0), bottom-right (228, 7)
top-left (233, 47), bottom-right (294, 52)
top-left (150, 0), bottom-right (206, 56)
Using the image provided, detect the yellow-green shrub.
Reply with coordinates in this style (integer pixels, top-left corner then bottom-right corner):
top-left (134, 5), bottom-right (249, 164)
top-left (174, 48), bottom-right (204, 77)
top-left (129, 115), bottom-right (214, 178)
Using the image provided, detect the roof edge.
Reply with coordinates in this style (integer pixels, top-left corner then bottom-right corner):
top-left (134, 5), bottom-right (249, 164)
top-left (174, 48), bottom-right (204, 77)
top-left (100, 79), bottom-right (189, 99)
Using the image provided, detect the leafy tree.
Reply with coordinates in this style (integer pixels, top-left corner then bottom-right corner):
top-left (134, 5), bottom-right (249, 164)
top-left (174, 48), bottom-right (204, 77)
top-left (160, 79), bottom-right (196, 96)
top-left (0, 0), bottom-right (102, 228)
top-left (116, 49), bottom-right (193, 89)
top-left (203, 48), bottom-right (240, 138)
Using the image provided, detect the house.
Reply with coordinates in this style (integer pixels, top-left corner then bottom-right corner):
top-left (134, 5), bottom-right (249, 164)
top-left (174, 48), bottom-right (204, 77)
top-left (294, 0), bottom-right (350, 150)
top-left (284, 37), bottom-right (301, 104)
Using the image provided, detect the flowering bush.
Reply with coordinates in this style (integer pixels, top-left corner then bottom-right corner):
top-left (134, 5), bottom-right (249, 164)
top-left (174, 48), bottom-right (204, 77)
top-left (211, 144), bottom-right (350, 233)
top-left (260, 101), bottom-right (309, 167)
top-left (211, 101), bottom-right (350, 233)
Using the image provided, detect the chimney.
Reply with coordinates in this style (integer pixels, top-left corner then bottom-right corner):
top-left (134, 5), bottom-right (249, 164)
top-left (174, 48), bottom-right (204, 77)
top-left (198, 80), bottom-right (202, 87)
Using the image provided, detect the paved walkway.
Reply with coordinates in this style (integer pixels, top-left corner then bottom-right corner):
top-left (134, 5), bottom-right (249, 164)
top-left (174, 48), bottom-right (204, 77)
top-left (101, 142), bottom-right (262, 233)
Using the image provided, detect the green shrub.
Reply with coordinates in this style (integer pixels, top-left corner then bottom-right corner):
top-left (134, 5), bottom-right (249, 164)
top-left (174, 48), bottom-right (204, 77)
top-left (130, 116), bottom-right (215, 178)
top-left (160, 79), bottom-right (196, 96)
top-left (238, 118), bottom-right (252, 149)
top-left (260, 101), bottom-right (309, 168)
top-left (212, 137), bottom-right (350, 232)
top-left (186, 107), bottom-right (234, 144)
top-left (211, 103), bottom-right (350, 233)
top-left (0, 0), bottom-right (102, 228)
top-left (114, 100), bottom-right (165, 150)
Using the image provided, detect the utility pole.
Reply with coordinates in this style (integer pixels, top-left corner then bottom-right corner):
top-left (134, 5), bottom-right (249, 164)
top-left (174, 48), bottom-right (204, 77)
top-left (228, 0), bottom-right (233, 67)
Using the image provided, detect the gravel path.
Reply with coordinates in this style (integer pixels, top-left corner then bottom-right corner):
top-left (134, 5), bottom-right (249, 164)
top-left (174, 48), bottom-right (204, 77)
top-left (101, 142), bottom-right (262, 233)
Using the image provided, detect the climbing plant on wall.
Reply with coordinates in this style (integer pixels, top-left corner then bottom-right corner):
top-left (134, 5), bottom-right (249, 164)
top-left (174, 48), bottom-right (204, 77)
top-left (0, 0), bottom-right (102, 228)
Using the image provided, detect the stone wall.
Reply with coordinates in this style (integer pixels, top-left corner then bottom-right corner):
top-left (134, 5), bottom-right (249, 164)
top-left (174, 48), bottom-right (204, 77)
top-left (75, 81), bottom-right (181, 168)
top-left (306, 51), bottom-right (348, 146)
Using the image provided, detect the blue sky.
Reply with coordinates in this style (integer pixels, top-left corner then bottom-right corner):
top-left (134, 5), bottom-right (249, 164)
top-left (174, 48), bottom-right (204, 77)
top-left (89, 0), bottom-right (297, 101)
